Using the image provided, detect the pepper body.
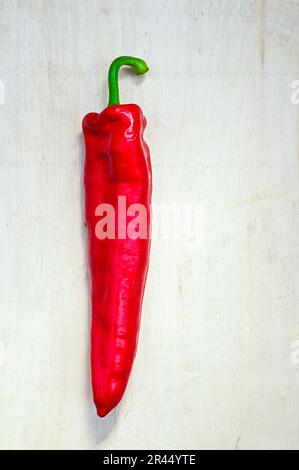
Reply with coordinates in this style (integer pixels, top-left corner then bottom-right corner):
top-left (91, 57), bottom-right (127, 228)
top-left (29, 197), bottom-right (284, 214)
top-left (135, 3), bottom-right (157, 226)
top-left (83, 103), bottom-right (151, 417)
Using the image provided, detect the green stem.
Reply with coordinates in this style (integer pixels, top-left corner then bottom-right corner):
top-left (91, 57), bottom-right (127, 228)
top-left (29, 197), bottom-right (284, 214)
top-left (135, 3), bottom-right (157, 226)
top-left (108, 56), bottom-right (149, 106)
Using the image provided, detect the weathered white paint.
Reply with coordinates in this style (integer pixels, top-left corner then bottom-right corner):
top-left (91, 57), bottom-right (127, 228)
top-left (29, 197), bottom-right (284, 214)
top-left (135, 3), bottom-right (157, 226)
top-left (1, 0), bottom-right (299, 450)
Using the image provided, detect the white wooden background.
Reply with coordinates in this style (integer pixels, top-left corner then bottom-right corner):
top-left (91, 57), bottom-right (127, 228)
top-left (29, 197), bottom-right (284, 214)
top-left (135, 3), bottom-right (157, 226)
top-left (1, 0), bottom-right (299, 450)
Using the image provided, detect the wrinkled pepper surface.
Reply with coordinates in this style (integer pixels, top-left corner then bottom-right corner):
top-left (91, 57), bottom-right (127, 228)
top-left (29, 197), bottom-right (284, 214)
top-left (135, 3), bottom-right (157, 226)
top-left (82, 57), bottom-right (152, 417)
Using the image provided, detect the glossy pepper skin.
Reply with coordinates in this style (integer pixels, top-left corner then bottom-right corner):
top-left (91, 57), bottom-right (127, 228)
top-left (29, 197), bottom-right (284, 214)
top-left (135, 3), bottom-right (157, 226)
top-left (83, 57), bottom-right (151, 417)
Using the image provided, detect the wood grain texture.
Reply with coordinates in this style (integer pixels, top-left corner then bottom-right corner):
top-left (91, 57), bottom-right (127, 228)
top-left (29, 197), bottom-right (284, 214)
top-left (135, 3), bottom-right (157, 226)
top-left (1, 0), bottom-right (299, 449)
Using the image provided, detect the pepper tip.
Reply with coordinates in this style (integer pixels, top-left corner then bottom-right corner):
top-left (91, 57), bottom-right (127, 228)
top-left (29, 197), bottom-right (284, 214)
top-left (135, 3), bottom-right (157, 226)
top-left (96, 403), bottom-right (115, 418)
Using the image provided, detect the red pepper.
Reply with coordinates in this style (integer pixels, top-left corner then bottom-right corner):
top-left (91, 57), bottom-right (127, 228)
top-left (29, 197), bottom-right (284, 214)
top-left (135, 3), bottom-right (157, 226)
top-left (83, 57), bottom-right (152, 417)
